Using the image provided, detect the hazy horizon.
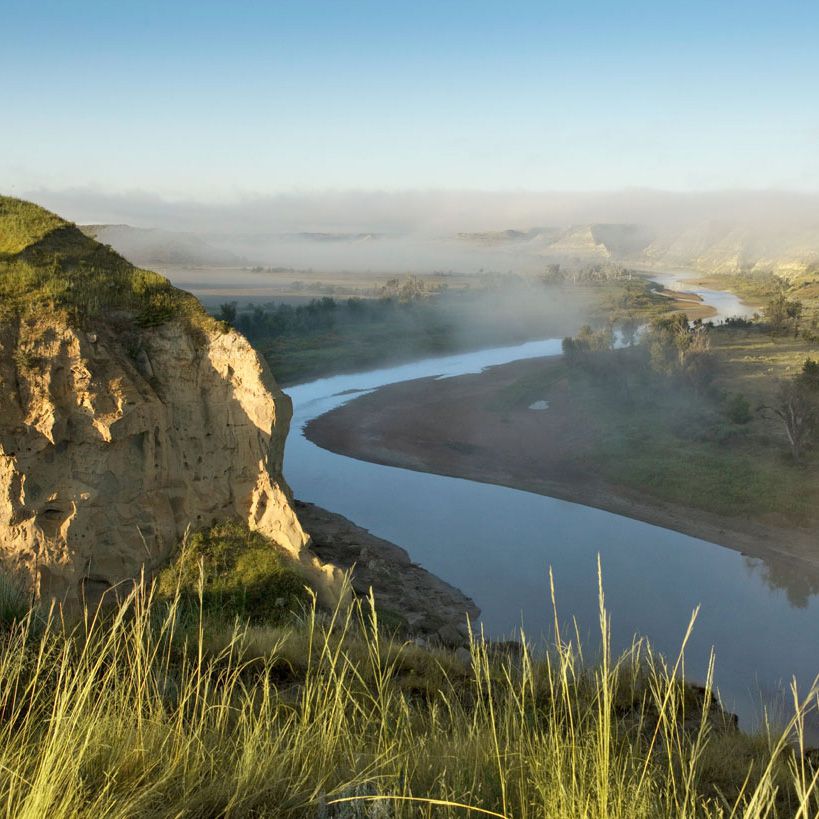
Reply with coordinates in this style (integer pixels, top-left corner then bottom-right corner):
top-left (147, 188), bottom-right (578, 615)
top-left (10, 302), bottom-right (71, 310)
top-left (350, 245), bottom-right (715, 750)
top-left (16, 187), bottom-right (819, 237)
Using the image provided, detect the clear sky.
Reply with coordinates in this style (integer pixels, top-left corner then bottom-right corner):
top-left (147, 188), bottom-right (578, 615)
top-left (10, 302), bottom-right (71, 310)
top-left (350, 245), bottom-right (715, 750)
top-left (3, 1), bottom-right (819, 199)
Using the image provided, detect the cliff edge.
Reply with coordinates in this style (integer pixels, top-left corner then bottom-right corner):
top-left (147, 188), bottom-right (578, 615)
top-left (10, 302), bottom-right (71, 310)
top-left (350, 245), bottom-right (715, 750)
top-left (0, 196), bottom-right (337, 606)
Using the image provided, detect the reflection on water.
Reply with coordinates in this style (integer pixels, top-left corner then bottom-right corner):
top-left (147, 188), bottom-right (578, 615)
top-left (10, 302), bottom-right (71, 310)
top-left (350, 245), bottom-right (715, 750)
top-left (284, 290), bottom-right (819, 735)
top-left (745, 555), bottom-right (819, 609)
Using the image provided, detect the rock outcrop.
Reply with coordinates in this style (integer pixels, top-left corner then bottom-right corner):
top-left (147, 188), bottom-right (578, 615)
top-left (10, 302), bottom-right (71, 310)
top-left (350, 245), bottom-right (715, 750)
top-left (0, 197), bottom-right (339, 607)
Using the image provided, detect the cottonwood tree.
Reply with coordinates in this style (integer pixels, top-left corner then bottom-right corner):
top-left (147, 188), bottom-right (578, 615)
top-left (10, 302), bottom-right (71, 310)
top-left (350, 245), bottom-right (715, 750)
top-left (647, 314), bottom-right (714, 388)
top-left (766, 293), bottom-right (803, 336)
top-left (760, 380), bottom-right (817, 462)
top-left (562, 324), bottom-right (615, 366)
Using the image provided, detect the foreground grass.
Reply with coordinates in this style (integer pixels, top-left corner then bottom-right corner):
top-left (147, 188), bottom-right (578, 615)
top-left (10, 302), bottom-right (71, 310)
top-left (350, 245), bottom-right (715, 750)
top-left (0, 572), bottom-right (815, 818)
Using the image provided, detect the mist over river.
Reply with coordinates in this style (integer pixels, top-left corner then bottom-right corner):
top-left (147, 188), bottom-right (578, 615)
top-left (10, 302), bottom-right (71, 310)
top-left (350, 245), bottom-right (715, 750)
top-left (284, 278), bottom-right (819, 735)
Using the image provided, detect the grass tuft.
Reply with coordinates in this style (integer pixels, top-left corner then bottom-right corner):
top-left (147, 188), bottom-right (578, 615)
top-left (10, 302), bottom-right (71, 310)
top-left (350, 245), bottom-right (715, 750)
top-left (156, 519), bottom-right (311, 624)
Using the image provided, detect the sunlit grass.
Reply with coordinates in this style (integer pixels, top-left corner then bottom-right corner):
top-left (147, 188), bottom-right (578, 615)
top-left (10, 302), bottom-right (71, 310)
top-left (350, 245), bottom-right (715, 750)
top-left (0, 195), bottom-right (211, 328)
top-left (0, 567), bottom-right (814, 817)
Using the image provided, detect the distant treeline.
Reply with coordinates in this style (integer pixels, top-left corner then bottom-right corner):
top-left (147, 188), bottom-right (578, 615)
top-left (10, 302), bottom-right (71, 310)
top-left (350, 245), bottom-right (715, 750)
top-left (217, 292), bottom-right (442, 342)
top-left (541, 262), bottom-right (636, 284)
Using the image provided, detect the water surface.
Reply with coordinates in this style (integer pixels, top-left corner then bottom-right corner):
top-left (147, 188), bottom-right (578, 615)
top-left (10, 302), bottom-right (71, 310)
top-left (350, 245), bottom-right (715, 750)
top-left (285, 282), bottom-right (819, 732)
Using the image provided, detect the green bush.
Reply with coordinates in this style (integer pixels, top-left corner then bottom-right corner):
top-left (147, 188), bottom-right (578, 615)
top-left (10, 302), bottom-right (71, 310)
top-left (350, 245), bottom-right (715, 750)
top-left (799, 357), bottom-right (819, 390)
top-left (724, 392), bottom-right (753, 424)
top-left (156, 519), bottom-right (310, 623)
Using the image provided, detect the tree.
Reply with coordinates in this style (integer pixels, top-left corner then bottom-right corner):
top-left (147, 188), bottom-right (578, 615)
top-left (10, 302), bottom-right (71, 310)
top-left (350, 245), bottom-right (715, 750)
top-left (760, 380), bottom-right (816, 462)
top-left (765, 293), bottom-right (803, 336)
top-left (619, 315), bottom-right (640, 347)
top-left (724, 392), bottom-right (752, 425)
top-left (217, 301), bottom-right (237, 324)
top-left (647, 313), bottom-right (711, 380)
top-left (799, 358), bottom-right (819, 390)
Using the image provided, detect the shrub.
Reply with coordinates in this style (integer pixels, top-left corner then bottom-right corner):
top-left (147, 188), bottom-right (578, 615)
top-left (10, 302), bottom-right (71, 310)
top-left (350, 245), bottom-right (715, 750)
top-left (724, 392), bottom-right (753, 424)
top-left (799, 357), bottom-right (819, 390)
top-left (156, 519), bottom-right (309, 623)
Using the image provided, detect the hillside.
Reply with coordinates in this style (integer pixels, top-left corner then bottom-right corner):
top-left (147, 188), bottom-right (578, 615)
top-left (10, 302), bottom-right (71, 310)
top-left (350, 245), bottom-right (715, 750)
top-left (0, 196), bottom-right (334, 607)
top-left (0, 196), bottom-right (481, 634)
top-left (454, 218), bottom-right (819, 275)
top-left (0, 197), bottom-right (205, 326)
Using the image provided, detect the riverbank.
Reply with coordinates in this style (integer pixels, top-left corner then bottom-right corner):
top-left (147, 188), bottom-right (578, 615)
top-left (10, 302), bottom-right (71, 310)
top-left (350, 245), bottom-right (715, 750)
top-left (297, 501), bottom-right (478, 643)
top-left (304, 352), bottom-right (819, 577)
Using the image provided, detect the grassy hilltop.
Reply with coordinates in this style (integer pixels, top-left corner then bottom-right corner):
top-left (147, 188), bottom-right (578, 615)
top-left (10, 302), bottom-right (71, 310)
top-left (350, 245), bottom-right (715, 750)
top-left (0, 196), bottom-right (207, 327)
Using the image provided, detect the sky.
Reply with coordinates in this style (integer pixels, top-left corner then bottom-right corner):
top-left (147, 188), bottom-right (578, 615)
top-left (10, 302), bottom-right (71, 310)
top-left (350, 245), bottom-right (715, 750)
top-left (3, 1), bottom-right (819, 201)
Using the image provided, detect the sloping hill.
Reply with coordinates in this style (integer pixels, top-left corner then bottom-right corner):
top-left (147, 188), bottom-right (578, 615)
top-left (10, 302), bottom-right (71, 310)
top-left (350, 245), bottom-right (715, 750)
top-left (0, 195), bottom-right (337, 609)
top-left (0, 197), bottom-right (206, 325)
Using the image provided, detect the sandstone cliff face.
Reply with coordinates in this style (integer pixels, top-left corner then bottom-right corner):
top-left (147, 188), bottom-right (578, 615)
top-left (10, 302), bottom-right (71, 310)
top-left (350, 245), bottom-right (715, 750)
top-left (0, 314), bottom-right (332, 606)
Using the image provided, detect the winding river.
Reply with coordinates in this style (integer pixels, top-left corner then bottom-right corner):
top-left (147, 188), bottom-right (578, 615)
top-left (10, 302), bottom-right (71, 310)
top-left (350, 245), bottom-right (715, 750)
top-left (284, 278), bottom-right (819, 733)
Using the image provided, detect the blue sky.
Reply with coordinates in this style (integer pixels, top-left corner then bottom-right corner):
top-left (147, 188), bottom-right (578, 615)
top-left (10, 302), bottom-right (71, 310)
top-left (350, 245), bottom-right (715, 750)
top-left (3, 1), bottom-right (819, 198)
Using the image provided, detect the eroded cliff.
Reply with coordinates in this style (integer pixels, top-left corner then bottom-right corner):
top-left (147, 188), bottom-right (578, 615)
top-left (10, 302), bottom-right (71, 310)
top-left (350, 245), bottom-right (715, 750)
top-left (0, 196), bottom-right (337, 606)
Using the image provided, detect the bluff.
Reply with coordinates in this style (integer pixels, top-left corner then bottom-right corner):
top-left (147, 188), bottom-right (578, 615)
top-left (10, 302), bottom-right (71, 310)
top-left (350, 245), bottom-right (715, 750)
top-left (0, 197), bottom-right (338, 606)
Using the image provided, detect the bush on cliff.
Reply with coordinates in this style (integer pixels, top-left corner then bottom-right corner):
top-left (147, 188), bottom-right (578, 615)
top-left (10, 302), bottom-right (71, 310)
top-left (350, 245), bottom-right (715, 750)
top-left (156, 519), bottom-right (310, 624)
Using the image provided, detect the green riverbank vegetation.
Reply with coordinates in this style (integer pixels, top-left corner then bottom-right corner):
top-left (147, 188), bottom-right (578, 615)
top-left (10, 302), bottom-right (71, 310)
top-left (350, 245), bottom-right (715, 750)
top-left (0, 546), bottom-right (816, 818)
top-left (214, 267), bottom-right (686, 385)
top-left (544, 285), bottom-right (819, 573)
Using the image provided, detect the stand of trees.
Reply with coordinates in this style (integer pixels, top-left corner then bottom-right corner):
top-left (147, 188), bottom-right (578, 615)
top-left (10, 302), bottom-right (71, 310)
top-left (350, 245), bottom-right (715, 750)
top-left (218, 297), bottom-right (366, 341)
top-left (645, 314), bottom-right (715, 390)
top-left (765, 293), bottom-right (803, 336)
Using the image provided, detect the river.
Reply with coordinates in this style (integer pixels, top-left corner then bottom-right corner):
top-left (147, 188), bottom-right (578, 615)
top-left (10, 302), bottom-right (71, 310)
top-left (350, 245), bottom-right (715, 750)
top-left (284, 277), bottom-right (819, 733)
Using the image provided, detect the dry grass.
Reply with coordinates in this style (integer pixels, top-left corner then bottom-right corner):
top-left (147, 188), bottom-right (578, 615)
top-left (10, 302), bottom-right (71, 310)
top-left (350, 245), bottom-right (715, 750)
top-left (0, 568), bottom-right (814, 817)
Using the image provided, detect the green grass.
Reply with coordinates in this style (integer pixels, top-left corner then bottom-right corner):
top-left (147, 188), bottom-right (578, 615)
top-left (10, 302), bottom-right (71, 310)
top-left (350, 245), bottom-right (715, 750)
top-left (0, 197), bottom-right (66, 256)
top-left (592, 428), bottom-right (816, 522)
top-left (560, 351), bottom-right (819, 525)
top-left (0, 195), bottom-right (212, 328)
top-left (156, 520), bottom-right (311, 624)
top-left (0, 571), bottom-right (814, 817)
